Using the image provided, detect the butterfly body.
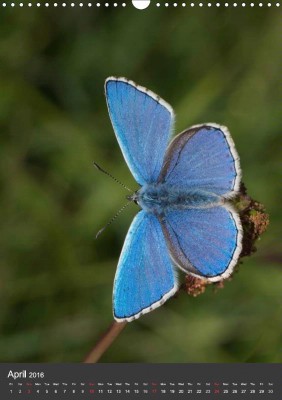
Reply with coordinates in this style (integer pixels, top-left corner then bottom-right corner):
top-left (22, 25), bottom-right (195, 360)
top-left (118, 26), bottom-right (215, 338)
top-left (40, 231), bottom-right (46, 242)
top-left (137, 184), bottom-right (222, 214)
top-left (105, 77), bottom-right (243, 322)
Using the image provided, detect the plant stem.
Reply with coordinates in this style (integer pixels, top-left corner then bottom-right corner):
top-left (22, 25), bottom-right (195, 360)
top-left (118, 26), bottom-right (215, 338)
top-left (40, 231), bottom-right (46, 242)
top-left (84, 321), bottom-right (127, 363)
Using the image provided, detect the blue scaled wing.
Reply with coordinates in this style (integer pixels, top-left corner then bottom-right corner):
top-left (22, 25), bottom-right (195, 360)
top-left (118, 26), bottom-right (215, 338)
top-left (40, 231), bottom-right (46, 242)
top-left (105, 77), bottom-right (174, 185)
top-left (113, 211), bottom-right (178, 322)
top-left (159, 205), bottom-right (242, 281)
top-left (158, 124), bottom-right (241, 196)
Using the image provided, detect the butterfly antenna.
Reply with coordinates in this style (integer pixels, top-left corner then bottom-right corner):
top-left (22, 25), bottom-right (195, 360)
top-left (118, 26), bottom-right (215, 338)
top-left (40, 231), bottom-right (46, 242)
top-left (93, 162), bottom-right (133, 193)
top-left (96, 202), bottom-right (131, 239)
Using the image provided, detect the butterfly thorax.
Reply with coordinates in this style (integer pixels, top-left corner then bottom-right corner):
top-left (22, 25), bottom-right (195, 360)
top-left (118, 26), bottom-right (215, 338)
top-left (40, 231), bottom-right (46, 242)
top-left (136, 183), bottom-right (222, 214)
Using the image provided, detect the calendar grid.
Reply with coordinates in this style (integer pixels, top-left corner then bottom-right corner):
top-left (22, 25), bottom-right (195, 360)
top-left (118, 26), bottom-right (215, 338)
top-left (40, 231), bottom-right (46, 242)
top-left (1, 363), bottom-right (281, 399)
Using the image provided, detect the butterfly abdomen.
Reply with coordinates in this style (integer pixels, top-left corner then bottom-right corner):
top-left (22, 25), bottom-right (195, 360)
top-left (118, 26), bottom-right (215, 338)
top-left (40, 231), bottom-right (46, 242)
top-left (137, 183), bottom-right (222, 214)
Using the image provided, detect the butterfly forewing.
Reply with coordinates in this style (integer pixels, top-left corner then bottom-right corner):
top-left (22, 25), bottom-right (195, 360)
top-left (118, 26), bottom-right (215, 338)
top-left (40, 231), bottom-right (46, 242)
top-left (113, 211), bottom-right (177, 322)
top-left (105, 77), bottom-right (175, 186)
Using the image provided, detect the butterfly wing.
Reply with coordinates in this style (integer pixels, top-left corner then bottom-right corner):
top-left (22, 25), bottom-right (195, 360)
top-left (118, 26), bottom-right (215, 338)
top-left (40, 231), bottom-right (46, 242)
top-left (158, 124), bottom-right (241, 197)
top-left (113, 211), bottom-right (177, 322)
top-left (159, 204), bottom-right (242, 282)
top-left (105, 77), bottom-right (174, 185)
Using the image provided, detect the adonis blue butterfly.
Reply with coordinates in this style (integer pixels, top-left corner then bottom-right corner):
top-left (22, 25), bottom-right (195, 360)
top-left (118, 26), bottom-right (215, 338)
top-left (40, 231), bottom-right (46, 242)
top-left (104, 77), bottom-right (242, 322)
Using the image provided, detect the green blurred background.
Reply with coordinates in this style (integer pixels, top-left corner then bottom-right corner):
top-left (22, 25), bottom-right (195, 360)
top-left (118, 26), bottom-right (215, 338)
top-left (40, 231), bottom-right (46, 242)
top-left (0, 4), bottom-right (281, 363)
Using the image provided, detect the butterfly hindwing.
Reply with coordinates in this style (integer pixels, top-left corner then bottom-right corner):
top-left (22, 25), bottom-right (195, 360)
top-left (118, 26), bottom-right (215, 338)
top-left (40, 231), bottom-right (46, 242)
top-left (159, 205), bottom-right (242, 282)
top-left (105, 77), bottom-right (174, 185)
top-left (158, 124), bottom-right (241, 197)
top-left (113, 211), bottom-right (177, 322)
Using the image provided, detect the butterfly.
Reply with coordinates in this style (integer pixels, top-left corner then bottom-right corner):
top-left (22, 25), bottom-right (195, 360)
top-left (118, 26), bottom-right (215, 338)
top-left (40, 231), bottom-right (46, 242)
top-left (105, 77), bottom-right (242, 322)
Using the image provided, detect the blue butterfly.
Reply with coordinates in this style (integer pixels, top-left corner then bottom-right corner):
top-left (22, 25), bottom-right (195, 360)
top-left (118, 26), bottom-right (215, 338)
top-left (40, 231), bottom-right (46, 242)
top-left (105, 77), bottom-right (242, 322)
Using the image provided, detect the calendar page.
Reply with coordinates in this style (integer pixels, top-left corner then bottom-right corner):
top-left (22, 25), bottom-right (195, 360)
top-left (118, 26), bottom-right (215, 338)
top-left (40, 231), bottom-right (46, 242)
top-left (0, 1), bottom-right (281, 399)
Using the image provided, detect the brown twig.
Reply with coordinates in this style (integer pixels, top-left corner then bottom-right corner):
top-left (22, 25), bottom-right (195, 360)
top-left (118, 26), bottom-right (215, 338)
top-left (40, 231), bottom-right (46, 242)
top-left (84, 321), bottom-right (127, 363)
